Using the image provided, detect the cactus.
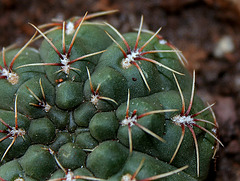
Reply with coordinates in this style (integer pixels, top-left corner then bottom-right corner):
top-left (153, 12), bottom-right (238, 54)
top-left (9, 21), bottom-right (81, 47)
top-left (0, 11), bottom-right (222, 181)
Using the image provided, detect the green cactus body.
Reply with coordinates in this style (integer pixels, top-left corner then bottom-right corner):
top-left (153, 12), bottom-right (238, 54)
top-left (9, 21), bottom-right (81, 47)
top-left (0, 11), bottom-right (222, 181)
top-left (0, 47), bottom-right (45, 110)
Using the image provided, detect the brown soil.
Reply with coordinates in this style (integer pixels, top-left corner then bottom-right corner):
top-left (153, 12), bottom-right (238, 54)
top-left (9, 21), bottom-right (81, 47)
top-left (1, 0), bottom-right (240, 180)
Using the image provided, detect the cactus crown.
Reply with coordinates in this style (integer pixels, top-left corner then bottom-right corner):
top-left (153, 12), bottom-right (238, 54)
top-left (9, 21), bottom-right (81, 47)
top-left (0, 10), bottom-right (222, 181)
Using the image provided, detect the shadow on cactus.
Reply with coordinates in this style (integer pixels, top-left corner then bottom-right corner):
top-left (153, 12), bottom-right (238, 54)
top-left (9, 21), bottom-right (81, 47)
top-left (0, 10), bottom-right (222, 181)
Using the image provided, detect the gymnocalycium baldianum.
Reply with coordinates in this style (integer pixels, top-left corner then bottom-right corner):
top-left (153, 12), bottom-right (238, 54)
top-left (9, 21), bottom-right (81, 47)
top-left (0, 10), bottom-right (223, 181)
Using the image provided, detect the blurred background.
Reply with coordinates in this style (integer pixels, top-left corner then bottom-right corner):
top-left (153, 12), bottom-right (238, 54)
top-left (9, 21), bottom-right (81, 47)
top-left (0, 0), bottom-right (240, 180)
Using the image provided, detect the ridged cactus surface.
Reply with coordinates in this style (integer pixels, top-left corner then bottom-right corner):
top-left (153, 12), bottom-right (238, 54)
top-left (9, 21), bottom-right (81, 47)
top-left (0, 11), bottom-right (222, 181)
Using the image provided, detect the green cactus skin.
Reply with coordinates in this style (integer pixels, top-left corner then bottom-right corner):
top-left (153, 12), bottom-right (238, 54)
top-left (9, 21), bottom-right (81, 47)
top-left (0, 11), bottom-right (222, 181)
top-left (0, 47), bottom-right (45, 111)
top-left (19, 145), bottom-right (57, 180)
